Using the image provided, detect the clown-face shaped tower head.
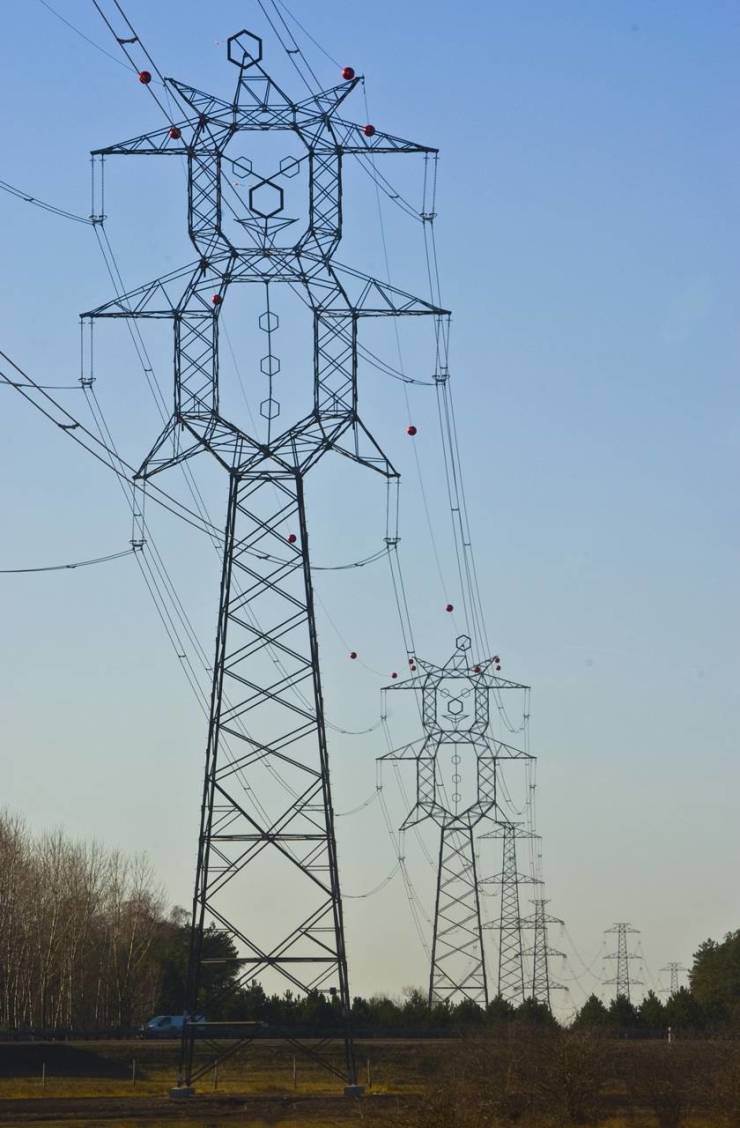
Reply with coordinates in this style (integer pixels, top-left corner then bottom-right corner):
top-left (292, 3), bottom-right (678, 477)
top-left (168, 31), bottom-right (360, 260)
top-left (421, 636), bottom-right (490, 739)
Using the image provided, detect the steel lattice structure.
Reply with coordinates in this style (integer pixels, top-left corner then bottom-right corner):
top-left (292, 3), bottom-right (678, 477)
top-left (379, 636), bottom-right (530, 1007)
top-left (520, 898), bottom-right (565, 1008)
top-left (481, 824), bottom-right (541, 1004)
top-left (660, 961), bottom-right (686, 995)
top-left (604, 922), bottom-right (642, 1001)
top-left (84, 31), bottom-right (445, 1092)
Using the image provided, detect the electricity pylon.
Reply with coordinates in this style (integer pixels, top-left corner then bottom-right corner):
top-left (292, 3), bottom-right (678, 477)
top-left (520, 898), bottom-right (566, 1008)
top-left (481, 824), bottom-right (541, 1004)
top-left (660, 962), bottom-right (687, 995)
top-left (604, 922), bottom-right (642, 1001)
top-left (379, 637), bottom-right (530, 1007)
top-left (85, 31), bottom-right (444, 1092)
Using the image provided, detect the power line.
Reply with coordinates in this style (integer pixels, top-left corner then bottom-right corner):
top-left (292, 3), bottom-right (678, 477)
top-left (0, 548), bottom-right (134, 574)
top-left (0, 177), bottom-right (92, 226)
top-left (37, 0), bottom-right (129, 69)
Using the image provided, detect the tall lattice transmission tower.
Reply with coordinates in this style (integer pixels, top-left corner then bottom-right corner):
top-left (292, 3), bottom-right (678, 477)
top-left (379, 637), bottom-right (530, 1007)
top-left (604, 922), bottom-right (642, 1001)
top-left (660, 962), bottom-right (687, 995)
top-left (520, 898), bottom-right (565, 1008)
top-left (481, 824), bottom-right (541, 1004)
top-left (84, 31), bottom-right (444, 1093)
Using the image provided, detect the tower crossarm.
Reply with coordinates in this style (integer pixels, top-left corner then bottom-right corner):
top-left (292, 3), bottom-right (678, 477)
top-left (328, 119), bottom-right (437, 155)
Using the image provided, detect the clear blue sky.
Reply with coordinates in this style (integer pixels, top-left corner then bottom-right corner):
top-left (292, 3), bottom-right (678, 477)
top-left (1, 1), bottom-right (739, 1014)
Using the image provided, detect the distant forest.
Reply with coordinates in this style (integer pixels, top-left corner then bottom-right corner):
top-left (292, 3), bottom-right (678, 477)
top-left (1, 812), bottom-right (738, 1032)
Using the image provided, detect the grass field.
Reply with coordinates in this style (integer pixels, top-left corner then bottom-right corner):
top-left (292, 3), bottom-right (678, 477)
top-left (0, 1036), bottom-right (736, 1126)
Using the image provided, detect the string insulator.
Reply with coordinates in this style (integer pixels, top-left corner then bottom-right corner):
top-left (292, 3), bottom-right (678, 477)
top-left (341, 66), bottom-right (355, 80)
top-left (138, 70), bottom-right (152, 85)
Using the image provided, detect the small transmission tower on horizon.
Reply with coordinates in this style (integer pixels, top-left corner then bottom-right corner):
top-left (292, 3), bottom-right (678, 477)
top-left (379, 637), bottom-right (530, 1008)
top-left (520, 898), bottom-right (566, 1008)
top-left (604, 922), bottom-right (642, 1001)
top-left (85, 29), bottom-right (445, 1094)
top-left (481, 823), bottom-right (541, 1004)
top-left (660, 962), bottom-right (687, 995)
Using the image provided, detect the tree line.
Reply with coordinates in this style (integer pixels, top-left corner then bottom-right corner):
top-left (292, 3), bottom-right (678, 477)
top-left (1, 811), bottom-right (737, 1034)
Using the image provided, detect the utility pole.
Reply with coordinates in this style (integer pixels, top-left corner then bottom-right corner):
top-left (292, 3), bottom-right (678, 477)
top-left (480, 824), bottom-right (541, 1004)
top-left (604, 923), bottom-right (642, 1001)
top-left (520, 898), bottom-right (565, 1008)
top-left (379, 637), bottom-right (531, 1007)
top-left (85, 30), bottom-right (444, 1094)
top-left (660, 962), bottom-right (687, 995)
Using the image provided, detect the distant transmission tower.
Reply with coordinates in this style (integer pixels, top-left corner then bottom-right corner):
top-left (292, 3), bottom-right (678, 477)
top-left (520, 898), bottom-right (565, 1008)
top-left (380, 637), bottom-right (530, 1007)
top-left (604, 923), bottom-right (642, 1001)
top-left (660, 962), bottom-right (687, 995)
top-left (85, 31), bottom-right (444, 1093)
top-left (481, 824), bottom-right (540, 1004)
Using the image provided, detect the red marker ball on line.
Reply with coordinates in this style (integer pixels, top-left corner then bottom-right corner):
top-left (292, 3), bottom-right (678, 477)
top-left (168, 126), bottom-right (182, 140)
top-left (406, 425), bottom-right (417, 436)
top-left (363, 124), bottom-right (376, 138)
top-left (211, 294), bottom-right (223, 306)
top-left (445, 603), bottom-right (454, 613)
top-left (341, 66), bottom-right (355, 80)
top-left (391, 672), bottom-right (398, 679)
top-left (473, 665), bottom-right (482, 674)
top-left (349, 651), bottom-right (358, 660)
top-left (287, 533), bottom-right (297, 544)
top-left (138, 70), bottom-right (152, 85)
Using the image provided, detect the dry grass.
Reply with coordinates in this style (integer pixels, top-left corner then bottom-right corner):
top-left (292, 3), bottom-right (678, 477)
top-left (0, 1038), bottom-right (433, 1100)
top-left (1, 1036), bottom-right (738, 1126)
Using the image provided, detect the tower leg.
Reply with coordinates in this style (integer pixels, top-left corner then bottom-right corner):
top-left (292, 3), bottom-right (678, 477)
top-left (177, 468), bottom-right (356, 1089)
top-left (496, 827), bottom-right (526, 1003)
top-left (428, 825), bottom-right (488, 1008)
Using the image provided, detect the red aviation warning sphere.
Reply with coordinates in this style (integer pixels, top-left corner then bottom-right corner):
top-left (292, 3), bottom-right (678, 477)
top-left (363, 124), bottom-right (376, 137)
top-left (349, 651), bottom-right (358, 660)
top-left (473, 665), bottom-right (482, 674)
top-left (406, 425), bottom-right (417, 436)
top-left (493, 655), bottom-right (500, 663)
top-left (341, 66), bottom-right (355, 80)
top-left (391, 672), bottom-right (398, 679)
top-left (287, 533), bottom-right (297, 544)
top-left (445, 603), bottom-right (454, 613)
top-left (138, 70), bottom-right (152, 85)
top-left (211, 294), bottom-right (223, 306)
top-left (168, 126), bottom-right (182, 140)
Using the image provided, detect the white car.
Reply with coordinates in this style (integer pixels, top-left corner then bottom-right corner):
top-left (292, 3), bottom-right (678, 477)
top-left (140, 1014), bottom-right (205, 1038)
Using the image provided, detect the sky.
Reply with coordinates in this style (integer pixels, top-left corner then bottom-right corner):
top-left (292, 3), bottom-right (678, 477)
top-left (1, 0), bottom-right (739, 1018)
